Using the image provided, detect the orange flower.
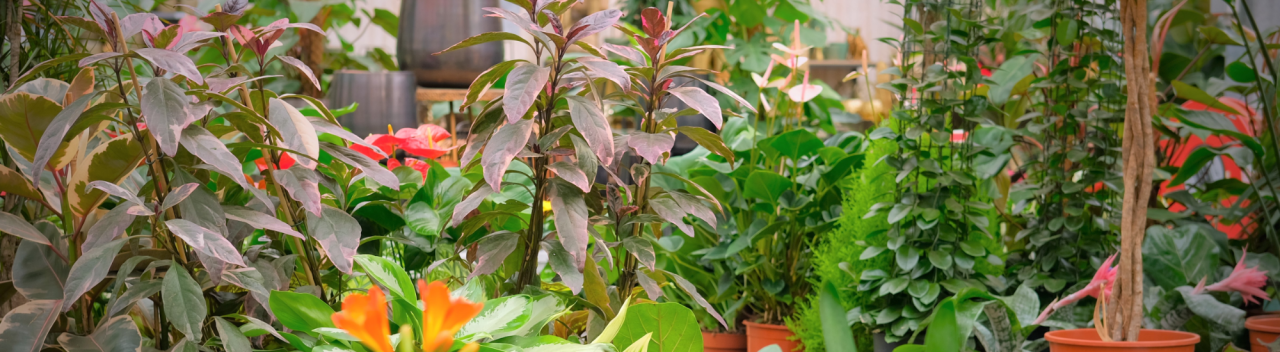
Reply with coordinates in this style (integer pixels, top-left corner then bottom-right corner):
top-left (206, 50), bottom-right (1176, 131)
top-left (419, 280), bottom-right (484, 352)
top-left (332, 286), bottom-right (395, 352)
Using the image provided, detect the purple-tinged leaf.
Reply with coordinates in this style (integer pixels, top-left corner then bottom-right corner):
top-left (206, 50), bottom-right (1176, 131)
top-left (268, 98), bottom-right (320, 169)
top-left (223, 205), bottom-right (303, 239)
top-left (622, 236), bottom-right (656, 270)
top-left (566, 96), bottom-right (614, 166)
top-left (549, 161), bottom-right (590, 192)
top-left (543, 9), bottom-right (564, 35)
top-left (483, 7), bottom-right (547, 42)
top-left (0, 300), bottom-right (62, 352)
top-left (60, 238), bottom-right (128, 311)
top-left (664, 270), bottom-right (727, 328)
top-left (86, 180), bottom-right (147, 211)
top-left (133, 48), bottom-right (204, 85)
top-left (578, 57), bottom-right (630, 92)
top-left (180, 126), bottom-right (255, 191)
top-left (12, 234), bottom-right (67, 300)
top-left (78, 52), bottom-right (123, 67)
top-left (220, 268), bottom-right (270, 305)
top-left (57, 315), bottom-right (142, 351)
top-left (551, 182), bottom-right (591, 270)
top-left (83, 205), bottom-right (134, 254)
top-left (601, 43), bottom-right (646, 64)
top-left (166, 219), bottom-right (246, 266)
top-left (545, 239), bottom-right (584, 293)
top-left (205, 76), bottom-right (248, 93)
top-left (463, 60), bottom-right (520, 108)
top-left (309, 118), bottom-right (385, 158)
top-left (666, 87), bottom-right (723, 129)
top-left (0, 212), bottom-right (53, 248)
top-left (160, 183), bottom-right (201, 211)
top-left (480, 118), bottom-right (535, 192)
top-left (320, 142), bottom-right (398, 190)
top-left (171, 31), bottom-right (227, 53)
top-left (276, 56), bottom-right (320, 92)
top-left (669, 192), bottom-right (717, 229)
top-left (223, 0), bottom-right (249, 15)
top-left (636, 270), bottom-right (663, 300)
top-left (141, 78), bottom-right (191, 157)
top-left (30, 92), bottom-right (98, 181)
top-left (120, 13), bottom-right (163, 38)
top-left (307, 205), bottom-right (361, 274)
top-left (640, 8), bottom-right (668, 38)
top-left (273, 166), bottom-right (322, 216)
top-left (591, 227), bottom-right (613, 268)
top-left (650, 198), bottom-right (693, 236)
top-left (468, 231), bottom-right (520, 279)
top-left (503, 62), bottom-right (551, 124)
top-left (124, 204), bottom-right (155, 216)
top-left (566, 9), bottom-right (622, 45)
top-left (569, 134), bottom-right (599, 183)
top-left (628, 132), bottom-right (674, 165)
top-left (261, 19), bottom-right (324, 35)
top-left (105, 280), bottom-right (160, 316)
top-left (436, 32), bottom-right (531, 56)
top-left (451, 186), bottom-right (495, 227)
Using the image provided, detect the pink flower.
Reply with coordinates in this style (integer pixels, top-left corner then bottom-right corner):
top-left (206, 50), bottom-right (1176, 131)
top-left (352, 125), bottom-right (452, 161)
top-left (1032, 254), bottom-right (1118, 325)
top-left (787, 71), bottom-right (823, 103)
top-left (1203, 251), bottom-right (1270, 305)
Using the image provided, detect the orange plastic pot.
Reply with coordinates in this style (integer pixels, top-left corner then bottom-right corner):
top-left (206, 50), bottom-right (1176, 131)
top-left (1045, 329), bottom-right (1199, 352)
top-left (1247, 316), bottom-right (1280, 351)
top-left (745, 321), bottom-right (802, 352)
top-left (703, 331), bottom-right (747, 352)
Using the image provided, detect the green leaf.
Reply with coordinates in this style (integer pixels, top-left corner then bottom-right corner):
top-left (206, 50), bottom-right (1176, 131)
top-left (1056, 19), bottom-right (1078, 45)
top-left (743, 170), bottom-right (793, 202)
top-left (369, 8), bottom-right (399, 37)
top-left (1168, 146), bottom-right (1221, 187)
top-left (1172, 81), bottom-right (1240, 115)
top-left (0, 300), bottom-right (61, 352)
top-left (406, 201), bottom-right (442, 237)
top-left (61, 238), bottom-right (128, 311)
top-left (215, 317), bottom-right (253, 352)
top-left (593, 295), bottom-right (632, 344)
top-left (269, 290), bottom-right (336, 332)
top-left (354, 255), bottom-right (415, 301)
top-left (675, 126), bottom-right (735, 164)
top-left (457, 295), bottom-right (532, 340)
top-left (163, 266), bottom-right (207, 340)
top-left (924, 299), bottom-right (962, 352)
top-left (765, 129), bottom-right (824, 161)
top-left (613, 303), bottom-right (703, 352)
top-left (820, 282), bottom-right (858, 352)
top-left (1142, 226), bottom-right (1220, 291)
top-left (1226, 61), bottom-right (1257, 83)
top-left (986, 55), bottom-right (1036, 106)
top-left (896, 246), bottom-right (920, 271)
top-left (881, 278), bottom-right (909, 295)
top-left (728, 0), bottom-right (765, 27)
top-left (1199, 26), bottom-right (1243, 46)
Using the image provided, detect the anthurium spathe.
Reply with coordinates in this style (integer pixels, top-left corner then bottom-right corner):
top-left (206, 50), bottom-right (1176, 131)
top-left (332, 280), bottom-right (482, 352)
top-left (353, 124), bottom-right (452, 160)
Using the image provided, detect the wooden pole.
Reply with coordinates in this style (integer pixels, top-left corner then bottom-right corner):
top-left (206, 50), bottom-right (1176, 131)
top-left (1108, 0), bottom-right (1156, 342)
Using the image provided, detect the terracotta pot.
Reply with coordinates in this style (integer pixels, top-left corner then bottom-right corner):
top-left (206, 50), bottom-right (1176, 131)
top-left (1247, 316), bottom-right (1280, 352)
top-left (745, 321), bottom-right (802, 352)
top-left (703, 331), bottom-right (747, 352)
top-left (1045, 329), bottom-right (1199, 352)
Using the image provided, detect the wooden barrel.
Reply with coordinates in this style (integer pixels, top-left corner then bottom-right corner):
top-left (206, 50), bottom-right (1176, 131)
top-left (397, 0), bottom-right (503, 88)
top-left (328, 71), bottom-right (418, 137)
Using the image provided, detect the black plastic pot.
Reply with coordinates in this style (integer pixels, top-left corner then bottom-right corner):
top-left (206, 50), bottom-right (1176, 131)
top-left (397, 0), bottom-right (503, 88)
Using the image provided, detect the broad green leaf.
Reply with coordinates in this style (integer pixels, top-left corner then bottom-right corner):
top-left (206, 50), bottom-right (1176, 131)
top-left (743, 170), bottom-right (792, 202)
top-left (64, 134), bottom-right (145, 216)
top-left (1172, 81), bottom-right (1240, 115)
top-left (923, 299), bottom-right (962, 352)
top-left (0, 300), bottom-right (61, 352)
top-left (307, 205), bottom-right (361, 274)
top-left (1168, 146), bottom-right (1221, 187)
top-left (270, 290), bottom-right (336, 332)
top-left (163, 266), bottom-right (206, 340)
top-left (664, 270), bottom-right (727, 328)
top-left (986, 55), bottom-right (1036, 105)
top-left (0, 93), bottom-right (71, 166)
top-left (728, 0), bottom-right (765, 27)
top-left (215, 317), bottom-right (254, 352)
top-left (0, 164), bottom-right (41, 200)
top-left (675, 126), bottom-right (734, 164)
top-left (463, 60), bottom-right (521, 108)
top-left (458, 295), bottom-right (532, 340)
top-left (511, 295), bottom-right (567, 337)
top-left (354, 255), bottom-right (415, 301)
top-left (61, 238), bottom-right (128, 311)
top-left (58, 315), bottom-right (141, 352)
top-left (1226, 61), bottom-right (1257, 83)
top-left (766, 129), bottom-right (823, 161)
top-left (613, 302), bottom-right (703, 352)
top-left (821, 282), bottom-right (858, 352)
top-left (1143, 226), bottom-right (1220, 291)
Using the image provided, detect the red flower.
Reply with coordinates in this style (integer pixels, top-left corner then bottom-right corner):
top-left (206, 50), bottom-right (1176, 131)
top-left (1159, 97), bottom-right (1259, 239)
top-left (353, 125), bottom-right (452, 161)
top-left (254, 153), bottom-right (296, 172)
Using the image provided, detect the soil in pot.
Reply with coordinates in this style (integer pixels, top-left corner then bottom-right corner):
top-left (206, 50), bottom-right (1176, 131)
top-left (703, 331), bottom-right (747, 352)
top-left (1247, 316), bottom-right (1280, 351)
top-left (1044, 329), bottom-right (1199, 352)
top-left (745, 321), bottom-right (801, 352)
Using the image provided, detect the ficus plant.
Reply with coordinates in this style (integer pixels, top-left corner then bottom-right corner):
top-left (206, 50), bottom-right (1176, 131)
top-left (0, 0), bottom-right (426, 350)
top-left (439, 0), bottom-right (752, 327)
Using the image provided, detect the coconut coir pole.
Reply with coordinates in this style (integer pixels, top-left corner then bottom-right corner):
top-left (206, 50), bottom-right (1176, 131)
top-left (1108, 0), bottom-right (1157, 342)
